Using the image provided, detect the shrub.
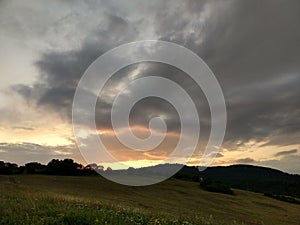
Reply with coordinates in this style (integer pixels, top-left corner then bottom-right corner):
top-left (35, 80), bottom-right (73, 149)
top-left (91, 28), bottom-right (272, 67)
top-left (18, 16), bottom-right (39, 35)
top-left (264, 193), bottom-right (300, 204)
top-left (200, 178), bottom-right (234, 195)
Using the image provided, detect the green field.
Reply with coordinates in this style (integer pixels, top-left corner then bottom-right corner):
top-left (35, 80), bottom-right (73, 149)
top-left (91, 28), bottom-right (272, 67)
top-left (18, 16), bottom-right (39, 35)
top-left (0, 175), bottom-right (299, 225)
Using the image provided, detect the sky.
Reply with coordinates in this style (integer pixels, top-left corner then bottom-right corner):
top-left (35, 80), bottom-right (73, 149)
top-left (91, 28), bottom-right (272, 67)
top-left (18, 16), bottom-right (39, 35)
top-left (0, 0), bottom-right (300, 174)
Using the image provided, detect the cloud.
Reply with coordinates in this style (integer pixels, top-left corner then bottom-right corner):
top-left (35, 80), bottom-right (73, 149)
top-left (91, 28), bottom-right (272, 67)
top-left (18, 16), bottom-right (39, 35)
top-left (260, 155), bottom-right (300, 175)
top-left (274, 149), bottom-right (298, 157)
top-left (0, 142), bottom-right (81, 165)
top-left (230, 153), bottom-right (300, 174)
top-left (155, 0), bottom-right (300, 145)
top-left (216, 153), bottom-right (224, 158)
top-left (14, 0), bottom-right (298, 145)
top-left (12, 126), bottom-right (34, 131)
top-left (235, 157), bottom-right (255, 164)
top-left (2, 0), bottom-right (300, 170)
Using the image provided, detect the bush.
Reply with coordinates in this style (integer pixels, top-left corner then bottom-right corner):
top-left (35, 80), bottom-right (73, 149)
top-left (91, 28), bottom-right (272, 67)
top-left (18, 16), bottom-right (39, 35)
top-left (200, 178), bottom-right (234, 195)
top-left (264, 193), bottom-right (300, 204)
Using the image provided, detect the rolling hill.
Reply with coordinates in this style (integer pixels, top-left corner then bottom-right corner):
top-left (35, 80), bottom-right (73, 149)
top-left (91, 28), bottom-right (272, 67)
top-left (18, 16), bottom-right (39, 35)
top-left (1, 175), bottom-right (300, 225)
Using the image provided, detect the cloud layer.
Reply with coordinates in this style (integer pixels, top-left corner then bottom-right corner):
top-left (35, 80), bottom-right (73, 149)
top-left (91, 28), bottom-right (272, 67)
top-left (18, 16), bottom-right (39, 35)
top-left (1, 0), bottom-right (299, 171)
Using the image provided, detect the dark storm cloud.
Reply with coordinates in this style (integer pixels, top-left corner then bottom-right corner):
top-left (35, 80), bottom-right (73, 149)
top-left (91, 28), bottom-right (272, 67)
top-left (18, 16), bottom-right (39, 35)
top-left (95, 62), bottom-right (210, 135)
top-left (15, 0), bottom-right (300, 148)
top-left (205, 0), bottom-right (300, 146)
top-left (34, 44), bottom-right (107, 110)
top-left (274, 149), bottom-right (298, 157)
top-left (13, 12), bottom-right (138, 120)
top-left (155, 0), bottom-right (300, 145)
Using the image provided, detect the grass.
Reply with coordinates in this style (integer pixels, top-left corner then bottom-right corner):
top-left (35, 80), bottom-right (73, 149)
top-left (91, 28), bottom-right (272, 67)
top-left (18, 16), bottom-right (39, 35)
top-left (0, 175), bottom-right (299, 225)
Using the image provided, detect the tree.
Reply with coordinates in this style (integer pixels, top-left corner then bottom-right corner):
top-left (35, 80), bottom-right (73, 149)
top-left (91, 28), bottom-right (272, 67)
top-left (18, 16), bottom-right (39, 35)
top-left (0, 161), bottom-right (19, 174)
top-left (46, 159), bottom-right (83, 175)
top-left (25, 162), bottom-right (46, 174)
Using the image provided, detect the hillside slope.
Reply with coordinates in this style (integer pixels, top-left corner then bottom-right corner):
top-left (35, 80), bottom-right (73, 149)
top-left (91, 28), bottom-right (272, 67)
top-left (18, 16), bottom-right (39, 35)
top-left (1, 175), bottom-right (299, 225)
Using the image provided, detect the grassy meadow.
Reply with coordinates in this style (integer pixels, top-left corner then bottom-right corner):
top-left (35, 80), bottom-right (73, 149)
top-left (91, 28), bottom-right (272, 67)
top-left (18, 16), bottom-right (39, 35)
top-left (0, 175), bottom-right (299, 225)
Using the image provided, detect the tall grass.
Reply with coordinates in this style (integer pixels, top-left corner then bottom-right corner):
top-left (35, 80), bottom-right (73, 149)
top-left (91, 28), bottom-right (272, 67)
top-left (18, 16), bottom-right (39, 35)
top-left (0, 184), bottom-right (216, 225)
top-left (1, 175), bottom-right (299, 225)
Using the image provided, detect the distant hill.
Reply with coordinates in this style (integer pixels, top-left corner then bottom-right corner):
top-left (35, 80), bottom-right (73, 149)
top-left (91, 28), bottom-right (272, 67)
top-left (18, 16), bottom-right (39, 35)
top-left (1, 159), bottom-right (300, 198)
top-left (102, 163), bottom-right (300, 198)
top-left (175, 164), bottom-right (300, 198)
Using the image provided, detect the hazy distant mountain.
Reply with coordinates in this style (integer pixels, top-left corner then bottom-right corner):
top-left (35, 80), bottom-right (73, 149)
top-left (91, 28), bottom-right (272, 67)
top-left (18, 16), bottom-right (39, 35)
top-left (108, 164), bottom-right (300, 198)
top-left (2, 159), bottom-right (300, 198)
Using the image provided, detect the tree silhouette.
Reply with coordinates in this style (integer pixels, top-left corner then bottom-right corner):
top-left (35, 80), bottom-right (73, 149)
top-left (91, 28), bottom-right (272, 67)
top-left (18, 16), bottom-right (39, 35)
top-left (25, 162), bottom-right (46, 174)
top-left (46, 159), bottom-right (84, 175)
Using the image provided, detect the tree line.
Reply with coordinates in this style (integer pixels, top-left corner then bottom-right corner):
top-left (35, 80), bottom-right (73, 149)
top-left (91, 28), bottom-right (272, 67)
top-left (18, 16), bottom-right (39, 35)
top-left (0, 159), bottom-right (110, 176)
